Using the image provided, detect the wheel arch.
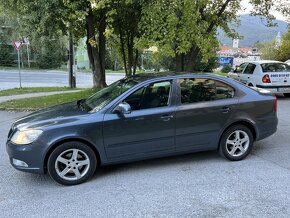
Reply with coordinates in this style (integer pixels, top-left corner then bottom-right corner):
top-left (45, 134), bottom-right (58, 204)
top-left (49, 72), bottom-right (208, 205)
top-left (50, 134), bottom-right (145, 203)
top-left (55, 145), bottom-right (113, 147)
top-left (218, 120), bottom-right (257, 149)
top-left (43, 138), bottom-right (101, 173)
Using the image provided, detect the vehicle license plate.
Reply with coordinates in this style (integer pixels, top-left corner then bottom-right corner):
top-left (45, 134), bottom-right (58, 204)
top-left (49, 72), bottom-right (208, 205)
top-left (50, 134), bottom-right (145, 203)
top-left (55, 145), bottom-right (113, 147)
top-left (278, 87), bottom-right (290, 92)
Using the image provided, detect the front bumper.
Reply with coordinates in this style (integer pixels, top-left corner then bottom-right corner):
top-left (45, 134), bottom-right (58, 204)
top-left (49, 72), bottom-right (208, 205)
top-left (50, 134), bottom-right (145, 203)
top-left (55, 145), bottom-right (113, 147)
top-left (6, 141), bottom-right (45, 174)
top-left (256, 85), bottom-right (290, 94)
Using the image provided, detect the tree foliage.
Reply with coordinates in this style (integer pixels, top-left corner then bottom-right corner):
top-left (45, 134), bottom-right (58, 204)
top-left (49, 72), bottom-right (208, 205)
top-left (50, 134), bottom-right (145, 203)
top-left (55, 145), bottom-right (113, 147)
top-left (276, 30), bottom-right (290, 61)
top-left (1, 0), bottom-right (289, 84)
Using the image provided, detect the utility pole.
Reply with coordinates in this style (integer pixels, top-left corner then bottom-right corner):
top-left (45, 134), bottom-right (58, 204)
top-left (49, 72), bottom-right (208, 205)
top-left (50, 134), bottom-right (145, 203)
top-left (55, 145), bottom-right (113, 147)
top-left (68, 31), bottom-right (76, 88)
top-left (24, 37), bottom-right (30, 68)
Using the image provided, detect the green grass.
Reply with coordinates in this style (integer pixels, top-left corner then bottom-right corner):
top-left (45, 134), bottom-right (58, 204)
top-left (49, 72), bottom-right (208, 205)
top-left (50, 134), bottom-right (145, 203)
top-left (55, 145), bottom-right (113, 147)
top-left (0, 88), bottom-right (99, 111)
top-left (212, 71), bottom-right (228, 77)
top-left (0, 87), bottom-right (80, 97)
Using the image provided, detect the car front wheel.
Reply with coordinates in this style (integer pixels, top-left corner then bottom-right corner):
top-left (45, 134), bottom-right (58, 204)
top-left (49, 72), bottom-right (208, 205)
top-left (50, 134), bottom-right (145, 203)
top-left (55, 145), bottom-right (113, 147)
top-left (48, 141), bottom-right (97, 185)
top-left (219, 125), bottom-right (253, 161)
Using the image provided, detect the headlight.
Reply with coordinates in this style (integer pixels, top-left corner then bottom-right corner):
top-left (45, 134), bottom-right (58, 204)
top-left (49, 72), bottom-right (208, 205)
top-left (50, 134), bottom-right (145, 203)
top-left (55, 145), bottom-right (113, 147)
top-left (11, 129), bottom-right (43, 145)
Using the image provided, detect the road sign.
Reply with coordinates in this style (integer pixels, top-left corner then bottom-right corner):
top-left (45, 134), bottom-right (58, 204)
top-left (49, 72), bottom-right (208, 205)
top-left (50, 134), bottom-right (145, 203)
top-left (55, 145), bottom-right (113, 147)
top-left (12, 41), bottom-right (23, 88)
top-left (13, 41), bottom-right (24, 51)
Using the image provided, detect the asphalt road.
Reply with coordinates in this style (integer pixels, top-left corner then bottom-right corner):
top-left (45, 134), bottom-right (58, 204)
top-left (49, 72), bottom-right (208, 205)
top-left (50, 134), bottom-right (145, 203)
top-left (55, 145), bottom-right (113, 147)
top-left (0, 98), bottom-right (290, 217)
top-left (0, 69), bottom-right (125, 90)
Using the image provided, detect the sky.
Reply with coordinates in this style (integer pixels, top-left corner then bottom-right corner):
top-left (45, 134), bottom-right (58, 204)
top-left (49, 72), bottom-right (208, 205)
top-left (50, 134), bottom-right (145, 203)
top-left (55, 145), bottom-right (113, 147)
top-left (240, 0), bottom-right (287, 21)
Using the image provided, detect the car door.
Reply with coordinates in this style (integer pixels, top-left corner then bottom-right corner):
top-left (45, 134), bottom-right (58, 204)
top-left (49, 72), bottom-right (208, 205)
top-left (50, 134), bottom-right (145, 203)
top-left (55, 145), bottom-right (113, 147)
top-left (240, 63), bottom-right (256, 85)
top-left (230, 63), bottom-right (248, 82)
top-left (175, 77), bottom-right (238, 152)
top-left (103, 80), bottom-right (176, 161)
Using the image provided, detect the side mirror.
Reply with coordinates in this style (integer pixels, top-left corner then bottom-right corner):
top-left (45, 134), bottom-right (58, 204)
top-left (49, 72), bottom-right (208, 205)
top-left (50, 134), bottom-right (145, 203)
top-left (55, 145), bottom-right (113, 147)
top-left (113, 102), bottom-right (131, 114)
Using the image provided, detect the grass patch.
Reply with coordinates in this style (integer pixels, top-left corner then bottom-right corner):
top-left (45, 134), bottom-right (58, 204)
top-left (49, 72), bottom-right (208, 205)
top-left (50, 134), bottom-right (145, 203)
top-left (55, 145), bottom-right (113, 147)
top-left (0, 87), bottom-right (79, 97)
top-left (0, 88), bottom-right (99, 111)
top-left (212, 71), bottom-right (228, 77)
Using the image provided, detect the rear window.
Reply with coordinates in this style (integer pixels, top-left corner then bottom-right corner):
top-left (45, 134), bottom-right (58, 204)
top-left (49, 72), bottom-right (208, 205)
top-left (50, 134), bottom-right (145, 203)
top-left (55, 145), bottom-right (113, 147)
top-left (261, 63), bottom-right (290, 73)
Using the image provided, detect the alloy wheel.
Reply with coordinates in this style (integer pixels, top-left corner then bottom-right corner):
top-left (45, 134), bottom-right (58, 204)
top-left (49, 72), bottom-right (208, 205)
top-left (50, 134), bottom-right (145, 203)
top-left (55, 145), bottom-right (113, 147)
top-left (225, 130), bottom-right (250, 157)
top-left (55, 148), bottom-right (90, 181)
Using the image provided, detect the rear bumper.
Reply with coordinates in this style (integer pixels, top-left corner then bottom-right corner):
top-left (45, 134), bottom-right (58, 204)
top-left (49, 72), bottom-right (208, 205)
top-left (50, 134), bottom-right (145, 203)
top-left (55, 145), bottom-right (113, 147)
top-left (256, 116), bottom-right (278, 141)
top-left (256, 85), bottom-right (290, 94)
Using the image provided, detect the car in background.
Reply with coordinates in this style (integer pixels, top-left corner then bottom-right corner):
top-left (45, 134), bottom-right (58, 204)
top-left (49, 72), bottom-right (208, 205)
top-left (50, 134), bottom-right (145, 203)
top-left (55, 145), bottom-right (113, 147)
top-left (228, 60), bottom-right (290, 97)
top-left (6, 74), bottom-right (278, 185)
top-left (285, 60), bottom-right (290, 66)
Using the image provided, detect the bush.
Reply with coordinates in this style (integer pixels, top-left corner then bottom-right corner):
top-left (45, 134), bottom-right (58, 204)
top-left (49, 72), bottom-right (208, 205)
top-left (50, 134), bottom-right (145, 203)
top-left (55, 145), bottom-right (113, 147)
top-left (0, 45), bottom-right (16, 67)
top-left (221, 65), bottom-right (232, 73)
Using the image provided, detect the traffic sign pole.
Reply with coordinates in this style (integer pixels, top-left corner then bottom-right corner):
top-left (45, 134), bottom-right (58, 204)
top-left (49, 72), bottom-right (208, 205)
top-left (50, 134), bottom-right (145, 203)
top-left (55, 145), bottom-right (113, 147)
top-left (12, 41), bottom-right (24, 88)
top-left (17, 49), bottom-right (22, 88)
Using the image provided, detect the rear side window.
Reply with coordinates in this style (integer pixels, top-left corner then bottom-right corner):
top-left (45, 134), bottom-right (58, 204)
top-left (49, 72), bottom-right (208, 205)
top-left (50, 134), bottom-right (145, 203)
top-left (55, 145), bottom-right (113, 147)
top-left (261, 63), bottom-right (290, 73)
top-left (243, 63), bottom-right (256, 74)
top-left (179, 78), bottom-right (234, 104)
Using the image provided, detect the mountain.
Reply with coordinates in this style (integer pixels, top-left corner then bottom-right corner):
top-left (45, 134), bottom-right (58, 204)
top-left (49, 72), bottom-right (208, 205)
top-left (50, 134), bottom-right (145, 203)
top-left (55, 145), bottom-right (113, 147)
top-left (218, 14), bottom-right (289, 47)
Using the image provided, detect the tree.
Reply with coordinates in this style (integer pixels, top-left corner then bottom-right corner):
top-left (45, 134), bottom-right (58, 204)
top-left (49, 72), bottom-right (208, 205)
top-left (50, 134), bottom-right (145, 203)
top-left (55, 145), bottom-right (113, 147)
top-left (1, 0), bottom-right (108, 88)
top-left (276, 30), bottom-right (290, 61)
top-left (255, 40), bottom-right (278, 60)
top-left (106, 0), bottom-right (150, 76)
top-left (138, 0), bottom-right (285, 72)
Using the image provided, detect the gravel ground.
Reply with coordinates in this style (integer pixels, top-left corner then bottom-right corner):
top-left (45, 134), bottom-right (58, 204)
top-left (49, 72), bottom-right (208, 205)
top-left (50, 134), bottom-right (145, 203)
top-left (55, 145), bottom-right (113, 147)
top-left (0, 97), bottom-right (290, 218)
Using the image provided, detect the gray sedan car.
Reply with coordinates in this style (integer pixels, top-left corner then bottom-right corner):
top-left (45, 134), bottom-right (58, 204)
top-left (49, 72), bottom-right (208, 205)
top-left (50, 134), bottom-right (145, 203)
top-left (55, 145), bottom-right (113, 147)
top-left (6, 74), bottom-right (278, 185)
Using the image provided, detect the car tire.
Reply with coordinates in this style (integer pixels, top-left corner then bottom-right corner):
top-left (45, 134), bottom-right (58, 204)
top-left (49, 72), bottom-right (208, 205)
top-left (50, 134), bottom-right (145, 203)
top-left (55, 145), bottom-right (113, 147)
top-left (219, 125), bottom-right (253, 161)
top-left (47, 141), bottom-right (97, 186)
top-left (284, 93), bottom-right (290, 97)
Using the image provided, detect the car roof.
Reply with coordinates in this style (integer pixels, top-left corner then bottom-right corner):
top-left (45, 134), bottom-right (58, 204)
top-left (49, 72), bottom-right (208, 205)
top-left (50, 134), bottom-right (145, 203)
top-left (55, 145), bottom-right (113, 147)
top-left (127, 72), bottom-right (225, 82)
top-left (243, 60), bottom-right (285, 65)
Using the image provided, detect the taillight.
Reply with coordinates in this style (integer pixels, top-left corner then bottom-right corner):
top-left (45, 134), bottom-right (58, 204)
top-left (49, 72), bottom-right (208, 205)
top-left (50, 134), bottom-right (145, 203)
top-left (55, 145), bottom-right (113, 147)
top-left (274, 96), bottom-right (277, 112)
top-left (262, 74), bottom-right (271, 83)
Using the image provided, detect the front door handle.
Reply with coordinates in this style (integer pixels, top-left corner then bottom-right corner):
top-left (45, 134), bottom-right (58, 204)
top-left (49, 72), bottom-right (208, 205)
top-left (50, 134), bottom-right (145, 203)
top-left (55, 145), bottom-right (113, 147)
top-left (160, 114), bottom-right (173, 121)
top-left (220, 107), bottom-right (230, 113)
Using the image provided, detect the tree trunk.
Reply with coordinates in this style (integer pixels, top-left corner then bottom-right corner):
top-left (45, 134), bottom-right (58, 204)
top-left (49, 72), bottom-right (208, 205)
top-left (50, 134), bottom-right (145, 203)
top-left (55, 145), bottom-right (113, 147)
top-left (86, 9), bottom-right (107, 88)
top-left (127, 32), bottom-right (134, 76)
top-left (68, 31), bottom-right (76, 88)
top-left (175, 53), bottom-right (184, 72)
top-left (119, 31), bottom-right (128, 76)
top-left (184, 46), bottom-right (201, 72)
top-left (133, 49), bottom-right (138, 75)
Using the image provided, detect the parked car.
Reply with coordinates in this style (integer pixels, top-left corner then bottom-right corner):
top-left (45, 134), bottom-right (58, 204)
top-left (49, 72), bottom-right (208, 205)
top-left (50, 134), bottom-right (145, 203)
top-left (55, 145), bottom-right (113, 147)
top-left (285, 60), bottom-right (290, 66)
top-left (228, 60), bottom-right (290, 97)
top-left (6, 74), bottom-right (278, 185)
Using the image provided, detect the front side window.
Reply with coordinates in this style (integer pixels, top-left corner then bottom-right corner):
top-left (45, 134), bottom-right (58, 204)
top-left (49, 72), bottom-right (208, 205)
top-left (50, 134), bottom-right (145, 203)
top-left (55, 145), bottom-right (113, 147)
top-left (179, 78), bottom-right (234, 104)
top-left (125, 81), bottom-right (172, 110)
top-left (84, 78), bottom-right (138, 112)
top-left (235, 63), bottom-right (248, 73)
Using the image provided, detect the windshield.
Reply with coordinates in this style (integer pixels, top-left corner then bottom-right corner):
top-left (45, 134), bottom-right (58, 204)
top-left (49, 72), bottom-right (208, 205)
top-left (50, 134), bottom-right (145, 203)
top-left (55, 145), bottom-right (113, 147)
top-left (261, 63), bottom-right (290, 73)
top-left (84, 78), bottom-right (138, 112)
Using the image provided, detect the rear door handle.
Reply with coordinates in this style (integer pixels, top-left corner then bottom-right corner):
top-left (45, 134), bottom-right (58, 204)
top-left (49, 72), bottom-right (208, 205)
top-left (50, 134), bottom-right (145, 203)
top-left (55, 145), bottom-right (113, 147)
top-left (220, 107), bottom-right (230, 113)
top-left (135, 117), bottom-right (144, 121)
top-left (160, 114), bottom-right (173, 121)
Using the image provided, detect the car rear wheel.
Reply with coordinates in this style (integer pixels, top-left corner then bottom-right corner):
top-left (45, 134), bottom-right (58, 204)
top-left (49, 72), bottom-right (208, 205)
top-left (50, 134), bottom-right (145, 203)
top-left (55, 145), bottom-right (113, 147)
top-left (48, 141), bottom-right (97, 186)
top-left (219, 125), bottom-right (253, 161)
top-left (284, 93), bottom-right (290, 97)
